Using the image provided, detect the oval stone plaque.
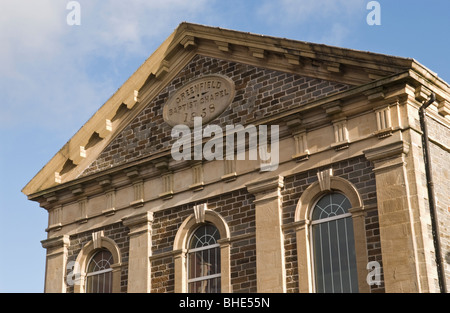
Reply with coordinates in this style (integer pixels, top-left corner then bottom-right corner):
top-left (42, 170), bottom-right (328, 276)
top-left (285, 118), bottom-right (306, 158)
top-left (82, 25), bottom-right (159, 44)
top-left (163, 75), bottom-right (235, 128)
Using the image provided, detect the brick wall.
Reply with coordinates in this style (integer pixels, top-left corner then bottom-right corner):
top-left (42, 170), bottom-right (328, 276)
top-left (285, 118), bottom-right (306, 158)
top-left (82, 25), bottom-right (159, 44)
top-left (151, 189), bottom-right (257, 293)
top-left (72, 54), bottom-right (391, 293)
top-left (66, 223), bottom-right (130, 293)
top-left (82, 55), bottom-right (350, 176)
top-left (65, 156), bottom-right (385, 293)
top-left (281, 156), bottom-right (384, 293)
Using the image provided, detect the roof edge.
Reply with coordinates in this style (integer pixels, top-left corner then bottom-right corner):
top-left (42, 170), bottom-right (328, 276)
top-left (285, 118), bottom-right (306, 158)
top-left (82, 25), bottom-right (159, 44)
top-left (22, 22), bottom-right (449, 197)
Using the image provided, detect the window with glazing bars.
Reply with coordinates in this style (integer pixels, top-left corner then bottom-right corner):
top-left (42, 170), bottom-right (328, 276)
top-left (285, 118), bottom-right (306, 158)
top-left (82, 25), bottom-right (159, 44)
top-left (86, 249), bottom-right (113, 293)
top-left (187, 224), bottom-right (221, 293)
top-left (311, 193), bottom-right (359, 293)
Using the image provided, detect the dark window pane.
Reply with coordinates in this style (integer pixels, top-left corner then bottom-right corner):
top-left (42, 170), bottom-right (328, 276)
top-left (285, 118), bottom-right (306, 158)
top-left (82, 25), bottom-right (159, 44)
top-left (187, 224), bottom-right (221, 293)
top-left (86, 249), bottom-right (113, 293)
top-left (312, 193), bottom-right (351, 221)
top-left (190, 224), bottom-right (220, 249)
top-left (87, 249), bottom-right (113, 272)
top-left (312, 193), bottom-right (359, 293)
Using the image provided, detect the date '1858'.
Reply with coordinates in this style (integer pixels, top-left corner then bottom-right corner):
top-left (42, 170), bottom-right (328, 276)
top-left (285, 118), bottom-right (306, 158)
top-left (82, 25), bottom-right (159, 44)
top-left (163, 75), bottom-right (236, 128)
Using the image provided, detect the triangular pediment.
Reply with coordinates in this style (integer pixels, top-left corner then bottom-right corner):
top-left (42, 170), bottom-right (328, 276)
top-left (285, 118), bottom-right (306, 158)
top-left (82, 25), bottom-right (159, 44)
top-left (81, 54), bottom-right (352, 177)
top-left (23, 22), bottom-right (425, 197)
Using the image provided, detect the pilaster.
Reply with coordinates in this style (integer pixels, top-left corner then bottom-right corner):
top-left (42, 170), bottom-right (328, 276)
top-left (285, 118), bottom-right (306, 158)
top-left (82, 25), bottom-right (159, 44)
top-left (123, 211), bottom-right (154, 293)
top-left (364, 140), bottom-right (420, 292)
top-left (247, 175), bottom-right (286, 293)
top-left (41, 235), bottom-right (70, 293)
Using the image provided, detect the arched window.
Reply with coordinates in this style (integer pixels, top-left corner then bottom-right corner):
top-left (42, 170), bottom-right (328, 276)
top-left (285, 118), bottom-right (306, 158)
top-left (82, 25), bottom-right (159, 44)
top-left (86, 249), bottom-right (113, 293)
top-left (187, 224), bottom-right (221, 293)
top-left (311, 192), bottom-right (359, 293)
top-left (173, 209), bottom-right (231, 293)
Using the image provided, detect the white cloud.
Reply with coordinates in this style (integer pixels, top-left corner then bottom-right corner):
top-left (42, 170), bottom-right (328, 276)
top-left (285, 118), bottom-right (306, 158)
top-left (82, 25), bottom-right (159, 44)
top-left (256, 0), bottom-right (365, 45)
top-left (0, 1), bottom-right (64, 75)
top-left (0, 0), bottom-right (365, 135)
top-left (65, 0), bottom-right (212, 57)
top-left (0, 0), bottom-right (212, 134)
top-left (318, 23), bottom-right (351, 47)
top-left (258, 0), bottom-right (365, 22)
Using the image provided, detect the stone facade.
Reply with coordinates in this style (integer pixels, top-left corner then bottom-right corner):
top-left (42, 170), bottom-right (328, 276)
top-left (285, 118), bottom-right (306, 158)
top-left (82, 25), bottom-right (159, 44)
top-left (150, 190), bottom-right (257, 293)
top-left (66, 223), bottom-right (130, 293)
top-left (281, 156), bottom-right (384, 293)
top-left (424, 116), bottom-right (450, 289)
top-left (25, 23), bottom-right (450, 294)
top-left (82, 55), bottom-right (350, 177)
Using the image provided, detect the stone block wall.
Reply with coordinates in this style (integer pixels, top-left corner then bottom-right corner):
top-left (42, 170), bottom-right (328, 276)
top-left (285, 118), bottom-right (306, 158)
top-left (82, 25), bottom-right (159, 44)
top-left (426, 116), bottom-right (450, 290)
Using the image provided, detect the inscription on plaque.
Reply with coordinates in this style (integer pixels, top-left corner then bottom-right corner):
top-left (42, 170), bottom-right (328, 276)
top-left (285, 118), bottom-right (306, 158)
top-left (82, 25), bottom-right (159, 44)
top-left (163, 75), bottom-right (235, 127)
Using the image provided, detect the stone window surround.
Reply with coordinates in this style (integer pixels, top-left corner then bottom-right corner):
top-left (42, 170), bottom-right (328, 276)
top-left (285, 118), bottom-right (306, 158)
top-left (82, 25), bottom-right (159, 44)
top-left (294, 175), bottom-right (370, 293)
top-left (72, 232), bottom-right (123, 293)
top-left (173, 209), bottom-right (231, 293)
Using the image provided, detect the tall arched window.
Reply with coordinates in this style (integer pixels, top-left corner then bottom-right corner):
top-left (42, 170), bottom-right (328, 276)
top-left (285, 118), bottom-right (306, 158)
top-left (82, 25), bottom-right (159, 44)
top-left (311, 192), bottom-right (359, 293)
top-left (187, 224), bottom-right (221, 293)
top-left (86, 249), bottom-right (113, 293)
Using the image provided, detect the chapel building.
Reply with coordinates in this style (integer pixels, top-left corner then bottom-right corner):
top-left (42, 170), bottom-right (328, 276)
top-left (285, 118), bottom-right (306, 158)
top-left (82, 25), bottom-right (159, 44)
top-left (23, 23), bottom-right (450, 293)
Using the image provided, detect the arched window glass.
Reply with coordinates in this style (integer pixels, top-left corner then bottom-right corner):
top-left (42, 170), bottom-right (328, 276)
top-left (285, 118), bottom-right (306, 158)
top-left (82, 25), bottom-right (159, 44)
top-left (187, 224), bottom-right (221, 293)
top-left (311, 193), bottom-right (359, 293)
top-left (86, 249), bottom-right (113, 293)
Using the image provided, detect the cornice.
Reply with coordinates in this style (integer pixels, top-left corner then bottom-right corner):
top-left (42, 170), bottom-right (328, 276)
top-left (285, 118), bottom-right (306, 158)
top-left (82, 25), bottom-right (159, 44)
top-left (22, 22), bottom-right (449, 199)
top-left (25, 72), bottom-right (418, 203)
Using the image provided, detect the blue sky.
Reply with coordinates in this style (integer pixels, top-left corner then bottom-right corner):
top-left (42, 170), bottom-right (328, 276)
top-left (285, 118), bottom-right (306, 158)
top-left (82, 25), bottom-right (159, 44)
top-left (0, 0), bottom-right (449, 293)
